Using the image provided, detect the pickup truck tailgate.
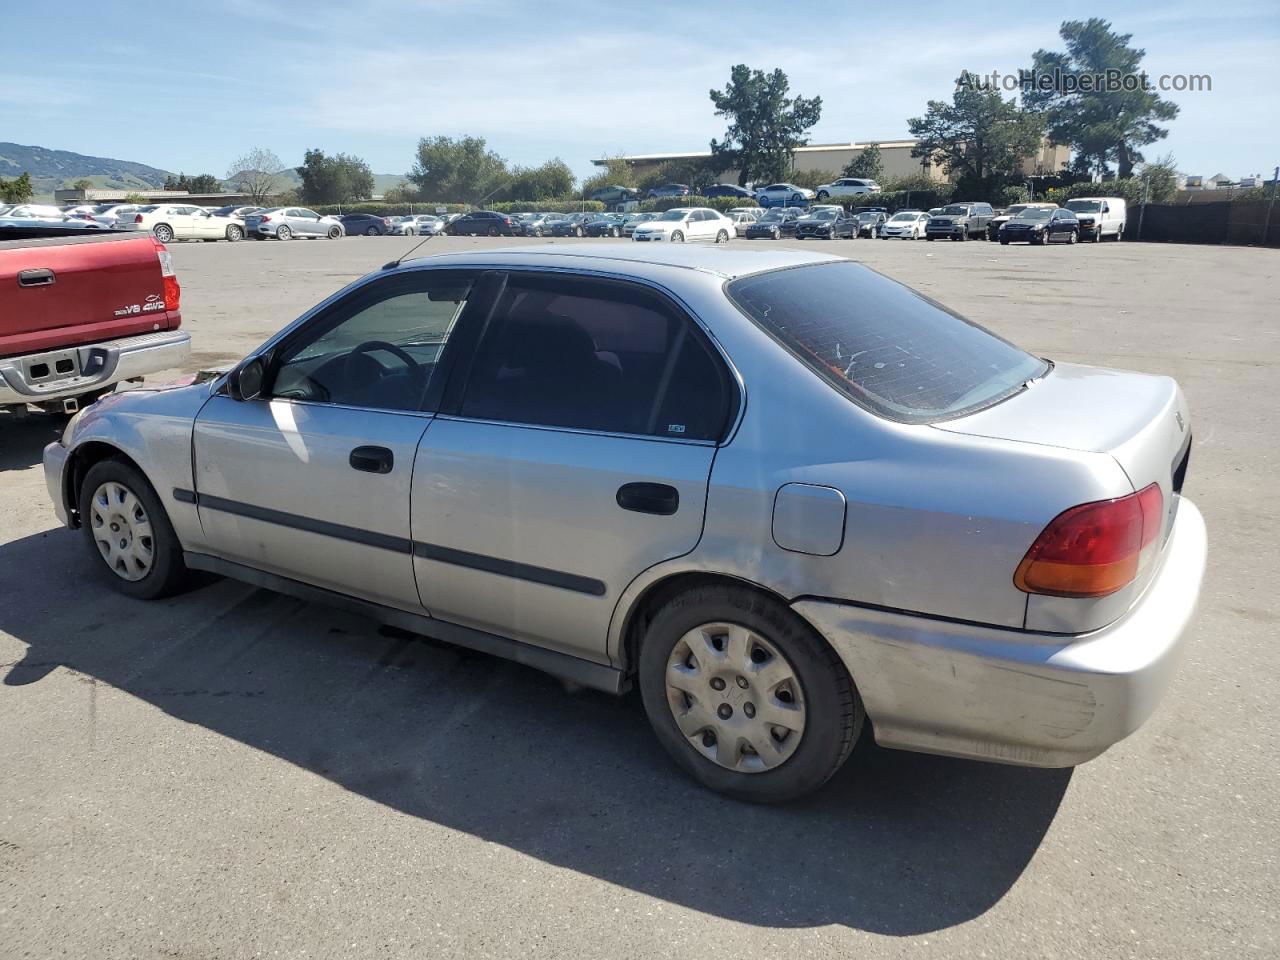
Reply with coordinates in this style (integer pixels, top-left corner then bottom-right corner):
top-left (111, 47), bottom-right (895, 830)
top-left (0, 234), bottom-right (180, 356)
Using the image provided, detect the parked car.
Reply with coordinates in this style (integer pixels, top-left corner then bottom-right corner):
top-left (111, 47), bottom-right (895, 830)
top-left (755, 183), bottom-right (815, 207)
top-left (548, 213), bottom-right (594, 237)
top-left (1064, 197), bottom-right (1127, 242)
top-left (245, 208), bottom-right (344, 240)
top-left (728, 211), bottom-right (759, 237)
top-left (0, 204), bottom-right (73, 223)
top-left (986, 203), bottom-right (1059, 240)
top-left (726, 207), bottom-right (762, 220)
top-left (45, 244), bottom-right (1205, 803)
top-left (1, 233), bottom-right (189, 415)
top-left (384, 216), bottom-right (419, 236)
top-left (854, 210), bottom-right (888, 238)
top-left (999, 207), bottom-right (1080, 245)
top-left (879, 210), bottom-right (931, 240)
top-left (584, 214), bottom-right (626, 238)
top-left (704, 183), bottom-right (755, 199)
top-left (814, 177), bottom-right (881, 200)
top-left (588, 186), bottom-right (641, 204)
top-left (337, 213), bottom-right (392, 237)
top-left (743, 209), bottom-right (799, 239)
top-left (447, 211), bottom-right (519, 236)
top-left (925, 202), bottom-right (995, 241)
top-left (621, 213), bottom-right (659, 237)
top-left (647, 183), bottom-right (692, 199)
top-left (795, 208), bottom-right (857, 239)
top-left (631, 207), bottom-right (732, 243)
top-left (209, 205), bottom-right (261, 219)
top-left (409, 215), bottom-right (445, 236)
top-left (122, 204), bottom-right (248, 242)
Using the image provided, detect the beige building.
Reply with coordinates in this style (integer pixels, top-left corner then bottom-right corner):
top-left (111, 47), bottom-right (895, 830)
top-left (594, 139), bottom-right (1070, 184)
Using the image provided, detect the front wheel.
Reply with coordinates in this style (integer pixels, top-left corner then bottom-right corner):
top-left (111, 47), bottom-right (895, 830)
top-left (152, 224), bottom-right (173, 243)
top-left (225, 224), bottom-right (243, 242)
top-left (715, 229), bottom-right (729, 243)
top-left (79, 459), bottom-right (190, 600)
top-left (327, 226), bottom-right (342, 239)
top-left (277, 225), bottom-right (293, 240)
top-left (638, 584), bottom-right (863, 803)
top-left (1067, 229), bottom-right (1078, 245)
top-left (816, 191), bottom-right (829, 201)
top-left (670, 231), bottom-right (685, 243)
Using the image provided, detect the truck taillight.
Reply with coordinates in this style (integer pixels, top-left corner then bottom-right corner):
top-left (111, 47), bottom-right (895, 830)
top-left (1014, 483), bottom-right (1163, 598)
top-left (152, 239), bottom-right (180, 311)
top-left (134, 214), bottom-right (144, 223)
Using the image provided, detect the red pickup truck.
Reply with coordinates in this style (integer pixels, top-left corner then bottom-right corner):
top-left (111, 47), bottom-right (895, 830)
top-left (0, 233), bottom-right (190, 414)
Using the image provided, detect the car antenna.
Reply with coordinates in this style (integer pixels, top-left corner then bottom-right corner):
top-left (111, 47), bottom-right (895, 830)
top-left (383, 233), bottom-right (434, 270)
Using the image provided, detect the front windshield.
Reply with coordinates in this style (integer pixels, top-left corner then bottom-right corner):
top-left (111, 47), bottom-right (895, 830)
top-left (727, 261), bottom-right (1048, 423)
top-left (938, 205), bottom-right (969, 216)
top-left (857, 213), bottom-right (878, 221)
top-left (1014, 209), bottom-right (1054, 221)
top-left (659, 209), bottom-right (689, 221)
top-left (1066, 200), bottom-right (1102, 213)
top-left (1006, 205), bottom-right (1029, 216)
top-left (889, 213), bottom-right (916, 222)
top-left (760, 211), bottom-right (784, 222)
top-left (808, 210), bottom-right (838, 220)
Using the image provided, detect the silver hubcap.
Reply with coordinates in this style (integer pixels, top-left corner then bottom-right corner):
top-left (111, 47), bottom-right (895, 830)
top-left (90, 481), bottom-right (153, 582)
top-left (665, 622), bottom-right (806, 773)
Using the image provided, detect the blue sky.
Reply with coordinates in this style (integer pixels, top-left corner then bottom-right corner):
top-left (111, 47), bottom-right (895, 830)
top-left (3, 0), bottom-right (1275, 182)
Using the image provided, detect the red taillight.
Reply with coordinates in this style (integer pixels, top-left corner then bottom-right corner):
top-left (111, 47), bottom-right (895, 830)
top-left (260, 215), bottom-right (272, 222)
top-left (134, 214), bottom-right (143, 223)
top-left (1014, 483), bottom-right (1164, 598)
top-left (152, 238), bottom-right (181, 311)
top-left (503, 217), bottom-right (512, 225)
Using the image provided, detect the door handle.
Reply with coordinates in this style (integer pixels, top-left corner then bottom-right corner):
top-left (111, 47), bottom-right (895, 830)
top-left (18, 268), bottom-right (55, 287)
top-left (349, 445), bottom-right (394, 474)
top-left (616, 482), bottom-right (679, 516)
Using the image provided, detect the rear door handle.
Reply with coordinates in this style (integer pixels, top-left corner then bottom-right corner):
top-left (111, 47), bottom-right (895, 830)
top-left (349, 445), bottom-right (394, 474)
top-left (18, 268), bottom-right (55, 287)
top-left (616, 482), bottom-right (679, 516)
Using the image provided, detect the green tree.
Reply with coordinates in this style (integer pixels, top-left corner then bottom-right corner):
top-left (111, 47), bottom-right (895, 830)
top-left (580, 156), bottom-right (638, 198)
top-left (709, 65), bottom-right (822, 186)
top-left (72, 178), bottom-right (93, 192)
top-left (408, 135), bottom-right (509, 203)
top-left (1023, 19), bottom-right (1179, 178)
top-left (908, 81), bottom-right (1045, 199)
top-left (297, 149), bottom-right (375, 204)
top-left (165, 172), bottom-right (223, 193)
top-left (841, 143), bottom-right (883, 181)
top-left (0, 172), bottom-right (33, 203)
top-left (504, 158), bottom-right (575, 201)
top-left (787, 168), bottom-right (838, 191)
top-left (123, 192), bottom-right (148, 204)
top-left (227, 148), bottom-right (284, 205)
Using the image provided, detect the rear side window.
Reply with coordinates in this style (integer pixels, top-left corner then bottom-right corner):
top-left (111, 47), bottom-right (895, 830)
top-left (460, 275), bottom-right (733, 440)
top-left (727, 261), bottom-right (1047, 423)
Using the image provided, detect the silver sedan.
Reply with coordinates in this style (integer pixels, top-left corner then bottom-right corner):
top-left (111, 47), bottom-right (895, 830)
top-left (44, 245), bottom-right (1206, 802)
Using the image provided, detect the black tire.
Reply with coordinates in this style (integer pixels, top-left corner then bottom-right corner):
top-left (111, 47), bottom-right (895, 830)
top-left (639, 584), bottom-right (863, 803)
top-left (225, 224), bottom-right (243, 242)
top-left (327, 226), bottom-right (341, 239)
top-left (1115, 224), bottom-right (1124, 241)
top-left (79, 458), bottom-right (190, 601)
top-left (671, 231), bottom-right (684, 243)
top-left (816, 190), bottom-right (829, 201)
top-left (1068, 229), bottom-right (1078, 245)
top-left (926, 236), bottom-right (934, 241)
top-left (715, 229), bottom-right (729, 243)
top-left (365, 226), bottom-right (378, 236)
top-left (1000, 238), bottom-right (1010, 245)
top-left (152, 224), bottom-right (173, 243)
top-left (277, 225), bottom-right (293, 240)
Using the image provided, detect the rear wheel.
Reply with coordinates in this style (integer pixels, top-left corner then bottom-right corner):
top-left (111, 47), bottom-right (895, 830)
top-left (327, 226), bottom-right (341, 239)
top-left (638, 584), bottom-right (863, 803)
top-left (715, 229), bottom-right (729, 243)
top-left (671, 231), bottom-right (684, 243)
top-left (152, 223), bottom-right (173, 243)
top-left (365, 226), bottom-right (379, 236)
top-left (277, 225), bottom-right (293, 240)
top-left (1067, 229), bottom-right (1078, 245)
top-left (225, 224), bottom-right (244, 242)
top-left (79, 459), bottom-right (189, 600)
top-left (816, 190), bottom-right (829, 201)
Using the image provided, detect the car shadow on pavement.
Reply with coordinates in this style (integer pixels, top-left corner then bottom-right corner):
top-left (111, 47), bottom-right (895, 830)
top-left (0, 413), bottom-right (64, 472)
top-left (0, 526), bottom-right (1071, 935)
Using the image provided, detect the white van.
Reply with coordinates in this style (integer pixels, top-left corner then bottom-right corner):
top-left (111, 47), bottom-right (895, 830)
top-left (1064, 197), bottom-right (1127, 242)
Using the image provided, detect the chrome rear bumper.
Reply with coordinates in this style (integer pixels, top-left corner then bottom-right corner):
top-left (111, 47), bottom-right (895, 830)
top-left (0, 330), bottom-right (190, 407)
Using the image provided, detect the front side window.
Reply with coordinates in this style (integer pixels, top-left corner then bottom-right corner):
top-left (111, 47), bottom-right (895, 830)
top-left (459, 275), bottom-right (732, 440)
top-left (270, 274), bottom-right (472, 412)
top-left (727, 261), bottom-right (1048, 423)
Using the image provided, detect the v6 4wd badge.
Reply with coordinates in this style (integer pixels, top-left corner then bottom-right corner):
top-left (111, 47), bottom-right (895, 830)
top-left (114, 294), bottom-right (166, 317)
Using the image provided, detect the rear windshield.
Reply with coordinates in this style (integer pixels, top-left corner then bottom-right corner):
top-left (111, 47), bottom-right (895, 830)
top-left (726, 261), bottom-right (1048, 423)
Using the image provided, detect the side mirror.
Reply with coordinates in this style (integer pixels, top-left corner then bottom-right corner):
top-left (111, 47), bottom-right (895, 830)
top-left (227, 355), bottom-right (266, 401)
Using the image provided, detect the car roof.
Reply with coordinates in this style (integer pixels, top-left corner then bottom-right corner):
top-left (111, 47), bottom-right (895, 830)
top-left (392, 243), bottom-right (841, 281)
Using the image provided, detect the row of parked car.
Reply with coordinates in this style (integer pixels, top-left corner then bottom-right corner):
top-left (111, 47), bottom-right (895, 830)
top-left (590, 177), bottom-right (884, 206)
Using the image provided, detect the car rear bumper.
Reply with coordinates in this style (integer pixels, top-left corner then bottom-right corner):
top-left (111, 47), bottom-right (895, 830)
top-left (0, 330), bottom-right (191, 408)
top-left (794, 497), bottom-right (1207, 768)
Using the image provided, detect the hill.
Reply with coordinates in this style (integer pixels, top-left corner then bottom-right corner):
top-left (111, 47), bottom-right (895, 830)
top-left (0, 141), bottom-right (171, 197)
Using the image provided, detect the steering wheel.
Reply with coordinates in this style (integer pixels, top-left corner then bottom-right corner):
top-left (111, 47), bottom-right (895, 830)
top-left (343, 340), bottom-right (421, 396)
